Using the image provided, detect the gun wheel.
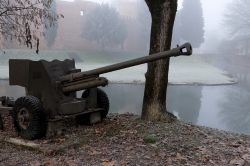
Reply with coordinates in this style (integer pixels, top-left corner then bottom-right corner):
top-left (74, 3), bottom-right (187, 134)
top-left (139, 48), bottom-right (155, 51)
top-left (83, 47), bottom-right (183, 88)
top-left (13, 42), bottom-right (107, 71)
top-left (76, 88), bottom-right (109, 125)
top-left (12, 96), bottom-right (46, 140)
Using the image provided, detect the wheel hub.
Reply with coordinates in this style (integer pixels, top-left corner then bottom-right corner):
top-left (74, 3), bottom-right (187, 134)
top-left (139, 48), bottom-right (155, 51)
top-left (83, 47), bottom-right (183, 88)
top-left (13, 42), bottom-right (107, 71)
top-left (17, 107), bottom-right (30, 129)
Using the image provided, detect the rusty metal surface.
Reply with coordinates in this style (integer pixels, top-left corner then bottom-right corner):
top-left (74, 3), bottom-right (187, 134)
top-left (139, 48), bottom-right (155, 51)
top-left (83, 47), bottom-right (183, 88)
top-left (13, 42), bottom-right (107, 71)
top-left (9, 60), bottom-right (29, 87)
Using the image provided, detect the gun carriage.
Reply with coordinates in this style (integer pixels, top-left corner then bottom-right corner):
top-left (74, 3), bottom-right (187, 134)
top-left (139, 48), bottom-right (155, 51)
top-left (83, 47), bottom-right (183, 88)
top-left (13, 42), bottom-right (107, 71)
top-left (0, 43), bottom-right (192, 140)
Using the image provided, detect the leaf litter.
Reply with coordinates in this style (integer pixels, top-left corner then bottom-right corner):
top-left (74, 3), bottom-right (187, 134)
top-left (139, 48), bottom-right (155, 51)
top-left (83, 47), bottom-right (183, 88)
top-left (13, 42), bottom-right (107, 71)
top-left (0, 113), bottom-right (249, 165)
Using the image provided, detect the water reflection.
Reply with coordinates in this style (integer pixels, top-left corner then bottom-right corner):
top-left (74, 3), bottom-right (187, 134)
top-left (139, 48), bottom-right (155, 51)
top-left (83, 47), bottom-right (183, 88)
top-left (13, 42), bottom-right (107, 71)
top-left (104, 84), bottom-right (144, 115)
top-left (104, 84), bottom-right (202, 124)
top-left (0, 81), bottom-right (202, 124)
top-left (0, 80), bottom-right (25, 98)
top-left (219, 75), bottom-right (250, 134)
top-left (167, 86), bottom-right (202, 124)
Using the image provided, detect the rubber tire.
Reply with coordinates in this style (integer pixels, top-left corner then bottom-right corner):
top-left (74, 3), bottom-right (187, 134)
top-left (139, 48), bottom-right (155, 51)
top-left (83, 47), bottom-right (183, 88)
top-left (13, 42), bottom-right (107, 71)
top-left (82, 88), bottom-right (110, 119)
top-left (12, 96), bottom-right (46, 140)
top-left (76, 88), bottom-right (109, 125)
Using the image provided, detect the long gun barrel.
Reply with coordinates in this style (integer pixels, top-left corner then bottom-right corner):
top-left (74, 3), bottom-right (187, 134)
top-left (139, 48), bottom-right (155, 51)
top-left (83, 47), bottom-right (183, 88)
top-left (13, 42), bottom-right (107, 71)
top-left (60, 43), bottom-right (192, 84)
top-left (61, 43), bottom-right (192, 93)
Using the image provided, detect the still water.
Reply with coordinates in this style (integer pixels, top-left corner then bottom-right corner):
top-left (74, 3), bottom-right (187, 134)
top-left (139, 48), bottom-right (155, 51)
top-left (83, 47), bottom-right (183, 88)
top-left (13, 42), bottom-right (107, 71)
top-left (0, 79), bottom-right (249, 135)
top-left (105, 83), bottom-right (250, 135)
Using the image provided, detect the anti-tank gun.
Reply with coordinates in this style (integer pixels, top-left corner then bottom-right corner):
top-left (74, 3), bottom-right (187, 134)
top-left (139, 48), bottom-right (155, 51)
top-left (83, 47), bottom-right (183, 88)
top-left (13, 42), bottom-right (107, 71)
top-left (0, 43), bottom-right (192, 140)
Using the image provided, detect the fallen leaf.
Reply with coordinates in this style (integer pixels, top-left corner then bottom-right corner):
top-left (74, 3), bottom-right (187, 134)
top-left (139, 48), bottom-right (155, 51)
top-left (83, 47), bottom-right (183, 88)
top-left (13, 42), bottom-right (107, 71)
top-left (41, 159), bottom-right (58, 166)
top-left (230, 158), bottom-right (245, 166)
top-left (88, 149), bottom-right (101, 156)
top-left (175, 153), bottom-right (187, 160)
top-left (119, 160), bottom-right (126, 165)
top-left (66, 160), bottom-right (77, 166)
top-left (197, 146), bottom-right (208, 154)
top-left (242, 153), bottom-right (250, 162)
top-left (102, 160), bottom-right (116, 166)
top-left (54, 138), bottom-right (66, 144)
top-left (120, 130), bottom-right (137, 134)
top-left (125, 146), bottom-right (134, 151)
top-left (231, 143), bottom-right (241, 148)
top-left (30, 161), bottom-right (41, 166)
top-left (95, 128), bottom-right (103, 134)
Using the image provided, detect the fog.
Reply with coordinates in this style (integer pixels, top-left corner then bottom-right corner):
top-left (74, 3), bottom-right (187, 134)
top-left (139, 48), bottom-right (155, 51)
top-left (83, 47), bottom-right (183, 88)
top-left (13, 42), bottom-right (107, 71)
top-left (2, 0), bottom-right (236, 53)
top-left (63, 0), bottom-right (234, 50)
top-left (49, 0), bottom-right (235, 54)
top-left (1, 0), bottom-right (250, 134)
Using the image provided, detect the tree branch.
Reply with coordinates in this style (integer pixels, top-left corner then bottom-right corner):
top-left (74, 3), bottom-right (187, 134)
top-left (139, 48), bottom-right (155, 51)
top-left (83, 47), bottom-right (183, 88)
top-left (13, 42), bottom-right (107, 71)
top-left (0, 0), bottom-right (62, 51)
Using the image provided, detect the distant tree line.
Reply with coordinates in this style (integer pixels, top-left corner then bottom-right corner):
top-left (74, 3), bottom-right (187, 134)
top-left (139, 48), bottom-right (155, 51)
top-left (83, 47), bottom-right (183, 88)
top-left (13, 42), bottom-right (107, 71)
top-left (224, 0), bottom-right (250, 37)
top-left (220, 0), bottom-right (250, 56)
top-left (81, 0), bottom-right (204, 51)
top-left (172, 0), bottom-right (204, 48)
top-left (136, 0), bottom-right (205, 50)
top-left (44, 0), bottom-right (58, 49)
top-left (81, 4), bottom-right (127, 50)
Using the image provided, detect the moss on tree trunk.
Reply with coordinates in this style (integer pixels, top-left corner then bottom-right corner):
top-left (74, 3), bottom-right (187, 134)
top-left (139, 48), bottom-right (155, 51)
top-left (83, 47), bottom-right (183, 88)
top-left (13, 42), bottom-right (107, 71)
top-left (142, 0), bottom-right (177, 121)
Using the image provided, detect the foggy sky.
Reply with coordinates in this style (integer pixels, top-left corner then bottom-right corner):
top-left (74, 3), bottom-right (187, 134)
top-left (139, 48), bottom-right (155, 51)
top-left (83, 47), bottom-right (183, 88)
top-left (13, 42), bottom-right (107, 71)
top-left (62, 0), bottom-right (233, 36)
top-left (61, 0), bottom-right (234, 51)
top-left (202, 0), bottom-right (233, 34)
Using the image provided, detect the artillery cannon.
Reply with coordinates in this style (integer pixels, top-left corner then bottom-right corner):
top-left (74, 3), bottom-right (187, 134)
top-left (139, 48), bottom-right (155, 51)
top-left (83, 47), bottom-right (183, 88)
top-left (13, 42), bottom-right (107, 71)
top-left (0, 43), bottom-right (192, 140)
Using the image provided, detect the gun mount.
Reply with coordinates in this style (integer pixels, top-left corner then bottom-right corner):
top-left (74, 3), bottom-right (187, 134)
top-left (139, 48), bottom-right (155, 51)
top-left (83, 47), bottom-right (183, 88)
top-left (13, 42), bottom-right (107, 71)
top-left (1, 43), bottom-right (192, 140)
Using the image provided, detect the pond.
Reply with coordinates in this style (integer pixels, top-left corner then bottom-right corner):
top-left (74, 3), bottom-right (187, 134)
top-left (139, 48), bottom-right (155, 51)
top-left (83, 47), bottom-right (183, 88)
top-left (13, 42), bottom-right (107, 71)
top-left (105, 83), bottom-right (250, 135)
top-left (0, 79), bottom-right (249, 135)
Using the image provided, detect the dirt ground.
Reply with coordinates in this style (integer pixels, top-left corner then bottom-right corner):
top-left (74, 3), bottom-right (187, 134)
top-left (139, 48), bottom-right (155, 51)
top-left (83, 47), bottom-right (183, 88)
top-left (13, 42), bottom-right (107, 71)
top-left (0, 113), bottom-right (250, 166)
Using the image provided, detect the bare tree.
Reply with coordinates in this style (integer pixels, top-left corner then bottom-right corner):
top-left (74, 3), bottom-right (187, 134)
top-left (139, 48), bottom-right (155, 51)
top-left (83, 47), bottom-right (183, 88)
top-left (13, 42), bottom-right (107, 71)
top-left (44, 0), bottom-right (58, 49)
top-left (142, 0), bottom-right (177, 121)
top-left (224, 0), bottom-right (250, 36)
top-left (0, 0), bottom-right (62, 53)
top-left (223, 0), bottom-right (250, 56)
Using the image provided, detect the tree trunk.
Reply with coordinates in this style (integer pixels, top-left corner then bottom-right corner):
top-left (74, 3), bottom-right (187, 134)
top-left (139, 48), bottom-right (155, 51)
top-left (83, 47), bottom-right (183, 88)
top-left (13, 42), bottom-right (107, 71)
top-left (142, 0), bottom-right (177, 121)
